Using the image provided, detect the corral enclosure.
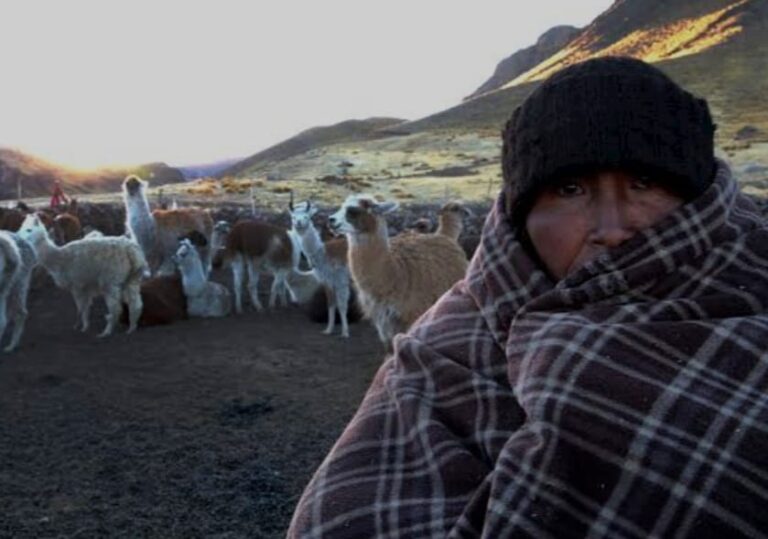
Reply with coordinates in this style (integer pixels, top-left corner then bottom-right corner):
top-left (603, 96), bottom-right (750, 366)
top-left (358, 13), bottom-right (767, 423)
top-left (0, 200), bottom-right (488, 538)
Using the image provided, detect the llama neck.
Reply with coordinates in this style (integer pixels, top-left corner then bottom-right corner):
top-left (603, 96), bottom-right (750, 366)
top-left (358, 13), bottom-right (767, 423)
top-left (179, 254), bottom-right (207, 296)
top-left (125, 192), bottom-right (154, 225)
top-left (298, 224), bottom-right (326, 268)
top-left (347, 220), bottom-right (397, 301)
top-left (32, 231), bottom-right (62, 271)
top-left (437, 215), bottom-right (462, 241)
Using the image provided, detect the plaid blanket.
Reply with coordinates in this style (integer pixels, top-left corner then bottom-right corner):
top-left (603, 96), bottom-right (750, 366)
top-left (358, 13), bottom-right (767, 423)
top-left (289, 161), bottom-right (768, 538)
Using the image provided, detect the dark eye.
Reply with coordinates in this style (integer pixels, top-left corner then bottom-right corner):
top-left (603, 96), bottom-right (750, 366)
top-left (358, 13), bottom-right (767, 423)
top-left (346, 207), bottom-right (361, 217)
top-left (554, 180), bottom-right (584, 197)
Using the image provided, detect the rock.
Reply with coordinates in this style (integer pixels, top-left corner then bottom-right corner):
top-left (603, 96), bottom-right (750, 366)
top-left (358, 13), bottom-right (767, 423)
top-left (735, 125), bottom-right (762, 141)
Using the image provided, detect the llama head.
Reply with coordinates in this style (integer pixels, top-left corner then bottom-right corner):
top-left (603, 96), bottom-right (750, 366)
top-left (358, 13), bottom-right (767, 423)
top-left (289, 199), bottom-right (318, 234)
top-left (17, 213), bottom-right (49, 244)
top-left (172, 238), bottom-right (197, 267)
top-left (211, 221), bottom-right (231, 252)
top-left (328, 194), bottom-right (398, 236)
top-left (122, 175), bottom-right (147, 198)
top-left (439, 201), bottom-right (473, 219)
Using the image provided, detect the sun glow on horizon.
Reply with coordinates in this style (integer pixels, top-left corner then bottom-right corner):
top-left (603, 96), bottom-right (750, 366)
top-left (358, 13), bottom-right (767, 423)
top-left (0, 0), bottom-right (613, 171)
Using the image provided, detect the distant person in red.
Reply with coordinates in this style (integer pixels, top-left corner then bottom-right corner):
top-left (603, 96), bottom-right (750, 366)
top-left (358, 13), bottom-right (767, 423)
top-left (49, 180), bottom-right (70, 209)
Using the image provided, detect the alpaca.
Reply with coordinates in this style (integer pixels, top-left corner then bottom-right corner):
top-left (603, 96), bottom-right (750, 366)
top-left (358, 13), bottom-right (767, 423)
top-left (122, 175), bottom-right (213, 275)
top-left (436, 201), bottom-right (472, 242)
top-left (289, 199), bottom-right (352, 337)
top-left (211, 220), bottom-right (300, 313)
top-left (52, 213), bottom-right (83, 245)
top-left (120, 273), bottom-right (188, 327)
top-left (0, 231), bottom-right (37, 351)
top-left (18, 214), bottom-right (147, 336)
top-left (329, 194), bottom-right (468, 347)
top-left (122, 175), bottom-right (158, 266)
top-left (173, 239), bottom-right (231, 318)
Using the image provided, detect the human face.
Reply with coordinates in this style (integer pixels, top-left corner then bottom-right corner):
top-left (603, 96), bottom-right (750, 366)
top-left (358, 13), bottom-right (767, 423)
top-left (525, 170), bottom-right (685, 280)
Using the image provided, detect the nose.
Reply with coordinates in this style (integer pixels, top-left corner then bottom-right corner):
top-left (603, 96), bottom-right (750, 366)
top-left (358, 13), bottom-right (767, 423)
top-left (588, 192), bottom-right (635, 248)
top-left (329, 215), bottom-right (338, 227)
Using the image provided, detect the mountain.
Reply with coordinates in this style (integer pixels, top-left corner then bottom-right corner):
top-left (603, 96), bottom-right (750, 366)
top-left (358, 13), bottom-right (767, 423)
top-left (0, 148), bottom-right (185, 200)
top-left (219, 117), bottom-right (406, 178)
top-left (401, 0), bottom-right (768, 144)
top-left (222, 0), bottom-right (767, 188)
top-left (465, 25), bottom-right (580, 100)
top-left (176, 158), bottom-right (243, 180)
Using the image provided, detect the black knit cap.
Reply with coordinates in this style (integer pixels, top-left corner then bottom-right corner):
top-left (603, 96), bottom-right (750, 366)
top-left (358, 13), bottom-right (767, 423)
top-left (502, 56), bottom-right (717, 221)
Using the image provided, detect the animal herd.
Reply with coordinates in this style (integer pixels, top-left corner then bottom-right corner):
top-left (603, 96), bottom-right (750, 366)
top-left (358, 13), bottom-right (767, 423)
top-left (0, 175), bottom-right (477, 353)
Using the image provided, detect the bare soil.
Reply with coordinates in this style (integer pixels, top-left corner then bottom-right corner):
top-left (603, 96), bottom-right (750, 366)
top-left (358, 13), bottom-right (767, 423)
top-left (0, 270), bottom-right (384, 538)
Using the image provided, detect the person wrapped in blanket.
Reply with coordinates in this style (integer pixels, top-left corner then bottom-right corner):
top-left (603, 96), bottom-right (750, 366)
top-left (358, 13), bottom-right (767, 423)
top-left (289, 56), bottom-right (768, 538)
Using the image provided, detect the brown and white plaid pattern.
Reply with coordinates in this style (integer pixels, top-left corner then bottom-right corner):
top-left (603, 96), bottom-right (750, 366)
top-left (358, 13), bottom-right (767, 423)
top-left (288, 161), bottom-right (768, 538)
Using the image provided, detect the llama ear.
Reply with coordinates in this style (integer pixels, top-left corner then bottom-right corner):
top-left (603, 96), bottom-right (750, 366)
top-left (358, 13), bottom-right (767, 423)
top-left (373, 201), bottom-right (399, 215)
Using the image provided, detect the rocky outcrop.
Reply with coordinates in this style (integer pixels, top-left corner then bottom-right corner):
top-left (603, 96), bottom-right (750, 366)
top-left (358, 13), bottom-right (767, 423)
top-left (465, 25), bottom-right (580, 100)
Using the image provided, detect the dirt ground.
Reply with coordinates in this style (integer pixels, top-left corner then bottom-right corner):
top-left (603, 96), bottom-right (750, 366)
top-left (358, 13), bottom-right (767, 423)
top-left (0, 270), bottom-right (384, 538)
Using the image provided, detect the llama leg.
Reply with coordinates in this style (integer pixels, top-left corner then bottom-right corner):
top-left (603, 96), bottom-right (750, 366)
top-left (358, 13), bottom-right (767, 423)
top-left (281, 273), bottom-right (292, 306)
top-left (337, 282), bottom-right (351, 339)
top-left (99, 287), bottom-right (122, 337)
top-left (268, 273), bottom-right (283, 309)
top-left (322, 284), bottom-right (336, 335)
top-left (276, 272), bottom-right (290, 307)
top-left (285, 275), bottom-right (298, 304)
top-left (4, 277), bottom-right (31, 352)
top-left (0, 294), bottom-right (8, 350)
top-left (246, 259), bottom-right (263, 311)
top-left (73, 290), bottom-right (93, 332)
top-left (122, 282), bottom-right (143, 334)
top-left (202, 245), bottom-right (213, 278)
top-left (231, 255), bottom-right (245, 314)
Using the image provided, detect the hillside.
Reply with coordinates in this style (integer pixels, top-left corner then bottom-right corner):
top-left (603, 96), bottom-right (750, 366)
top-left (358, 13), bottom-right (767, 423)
top-left (400, 0), bottom-right (768, 145)
top-left (214, 0), bottom-right (766, 201)
top-left (0, 148), bottom-right (185, 200)
top-left (220, 117), bottom-right (406, 179)
top-left (465, 25), bottom-right (580, 100)
top-left (177, 157), bottom-right (243, 180)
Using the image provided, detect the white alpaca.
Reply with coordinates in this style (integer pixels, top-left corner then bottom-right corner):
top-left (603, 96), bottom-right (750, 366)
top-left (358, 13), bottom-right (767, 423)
top-left (174, 239), bottom-right (232, 318)
top-left (289, 200), bottom-right (352, 337)
top-left (329, 194), bottom-right (468, 347)
top-left (123, 175), bottom-right (213, 276)
top-left (18, 214), bottom-right (147, 336)
top-left (123, 175), bottom-right (158, 266)
top-left (0, 231), bottom-right (37, 351)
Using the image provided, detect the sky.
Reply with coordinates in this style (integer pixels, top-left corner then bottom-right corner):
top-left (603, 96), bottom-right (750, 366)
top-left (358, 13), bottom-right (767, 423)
top-left (0, 0), bottom-right (613, 169)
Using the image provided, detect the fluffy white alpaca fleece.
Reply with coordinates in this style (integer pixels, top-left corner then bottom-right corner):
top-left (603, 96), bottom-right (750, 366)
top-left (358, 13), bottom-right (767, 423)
top-left (18, 214), bottom-right (148, 336)
top-left (174, 239), bottom-right (232, 318)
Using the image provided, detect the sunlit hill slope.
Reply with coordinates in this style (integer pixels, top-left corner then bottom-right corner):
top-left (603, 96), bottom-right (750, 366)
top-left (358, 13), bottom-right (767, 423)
top-left (0, 149), bottom-right (185, 200)
top-left (220, 0), bottom-right (767, 205)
